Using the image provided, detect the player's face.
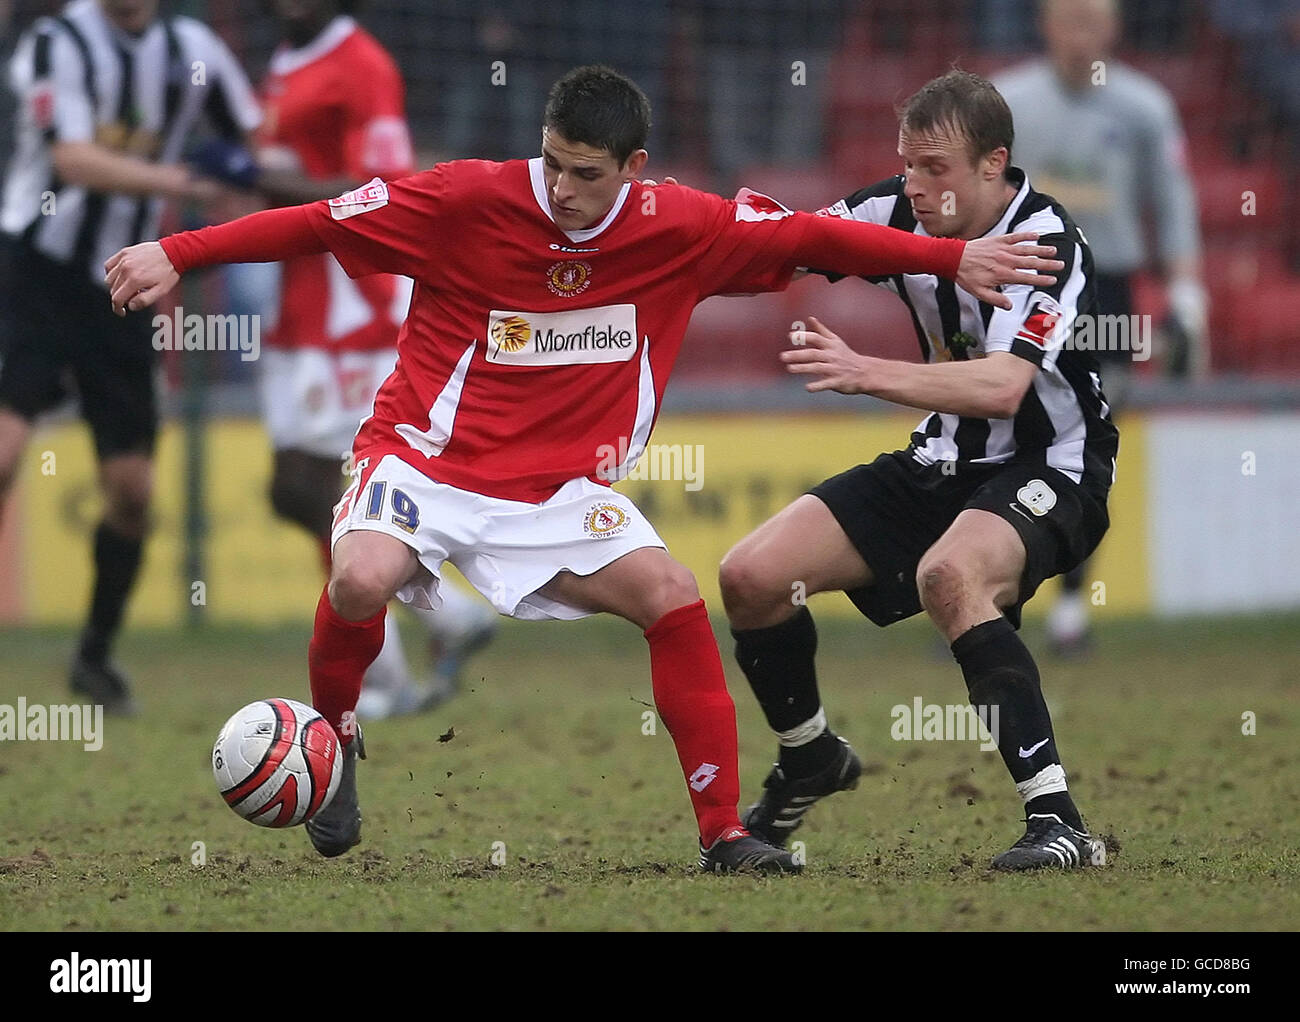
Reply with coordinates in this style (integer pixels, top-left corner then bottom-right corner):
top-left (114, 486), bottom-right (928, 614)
top-left (99, 0), bottom-right (159, 34)
top-left (898, 125), bottom-right (1006, 240)
top-left (541, 128), bottom-right (647, 232)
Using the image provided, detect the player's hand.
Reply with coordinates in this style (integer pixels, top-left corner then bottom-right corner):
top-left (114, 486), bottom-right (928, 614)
top-left (958, 231), bottom-right (1063, 310)
top-left (782, 316), bottom-right (873, 394)
top-left (104, 242), bottom-right (180, 316)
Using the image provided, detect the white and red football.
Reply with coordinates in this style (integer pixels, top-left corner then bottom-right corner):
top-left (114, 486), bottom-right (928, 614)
top-left (212, 699), bottom-right (342, 828)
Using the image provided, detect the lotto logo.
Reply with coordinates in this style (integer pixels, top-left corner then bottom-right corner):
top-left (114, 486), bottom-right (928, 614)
top-left (689, 762), bottom-right (720, 792)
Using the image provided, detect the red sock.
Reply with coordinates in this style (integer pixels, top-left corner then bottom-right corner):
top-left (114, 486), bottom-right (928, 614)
top-left (308, 587), bottom-right (384, 744)
top-left (644, 599), bottom-right (744, 847)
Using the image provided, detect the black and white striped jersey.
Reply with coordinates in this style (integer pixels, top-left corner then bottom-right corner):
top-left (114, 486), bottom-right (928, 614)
top-left (816, 168), bottom-right (1118, 493)
top-left (1, 0), bottom-right (261, 286)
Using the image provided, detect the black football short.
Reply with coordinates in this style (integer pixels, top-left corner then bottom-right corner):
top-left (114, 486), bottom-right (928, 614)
top-left (0, 238), bottom-right (158, 459)
top-left (809, 449), bottom-right (1109, 629)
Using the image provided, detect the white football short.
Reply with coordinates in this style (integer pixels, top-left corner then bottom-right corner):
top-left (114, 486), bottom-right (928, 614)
top-left (260, 347), bottom-right (398, 459)
top-left (329, 453), bottom-right (667, 620)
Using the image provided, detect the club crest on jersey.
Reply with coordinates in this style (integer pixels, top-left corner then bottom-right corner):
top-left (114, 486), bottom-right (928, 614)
top-left (547, 260), bottom-right (592, 297)
top-left (328, 177), bottom-right (389, 220)
top-left (583, 502), bottom-right (630, 538)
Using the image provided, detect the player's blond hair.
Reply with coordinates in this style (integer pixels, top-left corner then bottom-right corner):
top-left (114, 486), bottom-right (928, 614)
top-left (898, 69), bottom-right (1015, 168)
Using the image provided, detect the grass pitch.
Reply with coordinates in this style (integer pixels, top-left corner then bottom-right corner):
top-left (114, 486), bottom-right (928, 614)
top-left (1, 609), bottom-right (1297, 931)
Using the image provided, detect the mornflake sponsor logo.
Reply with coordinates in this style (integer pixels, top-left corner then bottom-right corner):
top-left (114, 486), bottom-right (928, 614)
top-left (0, 699), bottom-right (103, 751)
top-left (50, 954), bottom-right (151, 1002)
top-left (536, 324), bottom-right (632, 353)
top-left (486, 305), bottom-right (638, 366)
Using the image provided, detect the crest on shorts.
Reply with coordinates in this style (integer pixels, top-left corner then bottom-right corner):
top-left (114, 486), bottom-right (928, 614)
top-left (547, 260), bottom-right (592, 297)
top-left (1015, 479), bottom-right (1057, 516)
top-left (583, 502), bottom-right (629, 538)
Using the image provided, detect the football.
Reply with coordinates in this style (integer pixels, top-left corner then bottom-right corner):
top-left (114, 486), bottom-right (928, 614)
top-left (212, 699), bottom-right (342, 827)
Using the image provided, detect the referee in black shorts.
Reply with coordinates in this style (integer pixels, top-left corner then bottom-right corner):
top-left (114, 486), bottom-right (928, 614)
top-left (0, 0), bottom-right (260, 712)
top-left (719, 70), bottom-right (1118, 870)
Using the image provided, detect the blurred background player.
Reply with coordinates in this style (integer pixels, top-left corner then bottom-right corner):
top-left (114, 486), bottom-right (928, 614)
top-left (250, 0), bottom-right (496, 718)
top-left (0, 0), bottom-right (259, 713)
top-left (995, 0), bottom-right (1207, 655)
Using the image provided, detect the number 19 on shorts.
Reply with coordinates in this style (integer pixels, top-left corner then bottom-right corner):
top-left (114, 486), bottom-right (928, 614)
top-left (363, 481), bottom-right (421, 534)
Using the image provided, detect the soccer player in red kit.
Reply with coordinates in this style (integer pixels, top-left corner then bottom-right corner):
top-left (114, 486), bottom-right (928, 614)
top-left (254, 0), bottom-right (496, 717)
top-left (105, 66), bottom-right (1063, 873)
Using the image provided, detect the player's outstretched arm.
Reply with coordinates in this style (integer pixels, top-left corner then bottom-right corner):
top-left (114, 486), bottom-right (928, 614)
top-left (783, 317), bottom-right (1036, 418)
top-left (792, 218), bottom-right (1063, 310)
top-left (103, 204), bottom-right (330, 315)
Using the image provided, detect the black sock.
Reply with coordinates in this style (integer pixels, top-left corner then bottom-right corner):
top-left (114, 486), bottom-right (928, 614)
top-left (950, 617), bottom-right (1083, 831)
top-left (78, 522), bottom-right (144, 665)
top-left (732, 607), bottom-right (839, 775)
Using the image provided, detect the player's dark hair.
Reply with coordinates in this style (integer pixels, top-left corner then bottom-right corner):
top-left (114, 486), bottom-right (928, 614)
top-left (899, 69), bottom-right (1015, 169)
top-left (543, 65), bottom-right (651, 166)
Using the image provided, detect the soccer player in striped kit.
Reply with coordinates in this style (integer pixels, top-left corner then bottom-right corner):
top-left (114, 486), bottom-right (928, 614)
top-left (721, 70), bottom-right (1116, 871)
